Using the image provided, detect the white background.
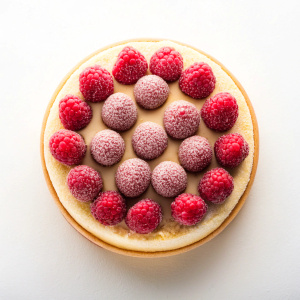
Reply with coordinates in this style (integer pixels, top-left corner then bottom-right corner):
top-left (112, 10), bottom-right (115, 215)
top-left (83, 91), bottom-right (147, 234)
top-left (0, 0), bottom-right (299, 299)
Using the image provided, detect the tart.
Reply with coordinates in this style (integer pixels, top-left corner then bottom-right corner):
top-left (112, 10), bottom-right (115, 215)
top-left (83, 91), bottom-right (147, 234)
top-left (41, 39), bottom-right (259, 257)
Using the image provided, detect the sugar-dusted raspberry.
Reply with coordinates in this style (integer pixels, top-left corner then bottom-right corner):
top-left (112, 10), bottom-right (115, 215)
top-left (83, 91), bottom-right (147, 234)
top-left (214, 133), bottom-right (249, 168)
top-left (179, 136), bottom-right (212, 172)
top-left (115, 158), bottom-right (151, 198)
top-left (59, 95), bottom-right (92, 131)
top-left (198, 168), bottom-right (234, 204)
top-left (150, 47), bottom-right (183, 82)
top-left (49, 129), bottom-right (86, 166)
top-left (112, 46), bottom-right (148, 85)
top-left (163, 100), bottom-right (200, 139)
top-left (79, 65), bottom-right (114, 102)
top-left (101, 93), bottom-right (137, 131)
top-left (91, 191), bottom-right (126, 226)
top-left (125, 199), bottom-right (162, 234)
top-left (134, 75), bottom-right (169, 109)
top-left (90, 129), bottom-right (125, 166)
top-left (132, 122), bottom-right (168, 160)
top-left (171, 193), bottom-right (207, 226)
top-left (201, 92), bottom-right (238, 131)
top-left (67, 165), bottom-right (102, 202)
top-left (179, 62), bottom-right (216, 99)
top-left (151, 161), bottom-right (187, 198)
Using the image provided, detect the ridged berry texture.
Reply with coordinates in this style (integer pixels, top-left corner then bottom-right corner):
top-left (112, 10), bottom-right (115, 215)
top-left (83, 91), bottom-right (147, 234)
top-left (79, 65), bottom-right (114, 102)
top-left (49, 129), bottom-right (86, 166)
top-left (179, 62), bottom-right (216, 99)
top-left (59, 95), bottom-right (92, 131)
top-left (171, 193), bottom-right (208, 226)
top-left (125, 199), bottom-right (162, 234)
top-left (91, 191), bottom-right (126, 226)
top-left (112, 46), bottom-right (148, 85)
top-left (198, 168), bottom-right (234, 204)
top-left (150, 47), bottom-right (183, 82)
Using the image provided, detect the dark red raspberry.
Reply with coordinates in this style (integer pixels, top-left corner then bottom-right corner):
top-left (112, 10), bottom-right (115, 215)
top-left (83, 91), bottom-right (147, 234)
top-left (125, 199), bottom-right (162, 234)
top-left (198, 168), bottom-right (234, 204)
top-left (179, 62), bottom-right (216, 99)
top-left (59, 95), bottom-right (92, 131)
top-left (91, 191), bottom-right (126, 226)
top-left (171, 193), bottom-right (207, 226)
top-left (79, 65), bottom-right (114, 102)
top-left (112, 46), bottom-right (148, 85)
top-left (49, 129), bottom-right (86, 166)
top-left (201, 92), bottom-right (238, 131)
top-left (67, 165), bottom-right (103, 202)
top-left (150, 47), bottom-right (183, 82)
top-left (214, 133), bottom-right (249, 168)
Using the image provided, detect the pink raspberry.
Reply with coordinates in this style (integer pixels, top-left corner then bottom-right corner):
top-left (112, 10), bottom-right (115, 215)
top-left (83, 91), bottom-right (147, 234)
top-left (125, 199), bottom-right (162, 234)
top-left (198, 168), bottom-right (234, 204)
top-left (67, 165), bottom-right (103, 202)
top-left (179, 62), bottom-right (216, 99)
top-left (59, 95), bottom-right (92, 131)
top-left (91, 191), bottom-right (126, 226)
top-left (79, 65), bottom-right (114, 102)
top-left (201, 92), bottom-right (238, 131)
top-left (134, 75), bottom-right (169, 109)
top-left (132, 122), bottom-right (168, 160)
top-left (151, 161), bottom-right (187, 198)
top-left (112, 46), bottom-right (148, 85)
top-left (90, 130), bottom-right (125, 166)
top-left (115, 158), bottom-right (151, 198)
top-left (163, 100), bottom-right (200, 139)
top-left (214, 133), bottom-right (249, 168)
top-left (49, 129), bottom-right (86, 166)
top-left (150, 47), bottom-right (183, 82)
top-left (179, 136), bottom-right (212, 172)
top-left (101, 93), bottom-right (137, 131)
top-left (171, 193), bottom-right (207, 226)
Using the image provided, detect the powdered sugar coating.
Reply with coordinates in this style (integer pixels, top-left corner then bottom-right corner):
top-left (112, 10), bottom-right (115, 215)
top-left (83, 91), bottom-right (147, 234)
top-left (179, 136), bottom-right (213, 172)
top-left (132, 122), bottom-right (168, 160)
top-left (163, 100), bottom-right (200, 139)
top-left (151, 161), bottom-right (187, 198)
top-left (90, 129), bottom-right (125, 166)
top-left (102, 93), bottom-right (138, 131)
top-left (115, 158), bottom-right (151, 198)
top-left (134, 75), bottom-right (169, 109)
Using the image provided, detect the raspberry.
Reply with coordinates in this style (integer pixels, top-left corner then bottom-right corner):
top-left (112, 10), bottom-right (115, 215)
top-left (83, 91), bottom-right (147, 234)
top-left (49, 129), bottom-right (86, 166)
top-left (171, 193), bottom-right (207, 226)
top-left (67, 165), bottom-right (103, 202)
top-left (90, 130), bottom-right (125, 166)
top-left (132, 122), bottom-right (168, 160)
top-left (179, 136), bottom-right (212, 172)
top-left (151, 161), bottom-right (187, 198)
top-left (179, 62), bottom-right (216, 99)
top-left (134, 75), bottom-right (169, 109)
top-left (101, 93), bottom-right (137, 131)
top-left (198, 168), bottom-right (234, 204)
top-left (112, 46), bottom-right (148, 85)
top-left (115, 158), bottom-right (151, 198)
top-left (91, 191), bottom-right (126, 226)
top-left (163, 100), bottom-right (200, 139)
top-left (125, 199), bottom-right (162, 234)
top-left (59, 95), bottom-right (92, 131)
top-left (150, 47), bottom-right (183, 82)
top-left (79, 65), bottom-right (114, 102)
top-left (201, 92), bottom-right (238, 131)
top-left (214, 133), bottom-right (249, 168)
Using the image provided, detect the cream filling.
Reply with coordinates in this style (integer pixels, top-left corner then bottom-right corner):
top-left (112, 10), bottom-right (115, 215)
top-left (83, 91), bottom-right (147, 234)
top-left (44, 40), bottom-right (254, 252)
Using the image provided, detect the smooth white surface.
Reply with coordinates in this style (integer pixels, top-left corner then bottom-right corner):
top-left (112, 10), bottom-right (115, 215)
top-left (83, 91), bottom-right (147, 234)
top-left (0, 0), bottom-right (299, 299)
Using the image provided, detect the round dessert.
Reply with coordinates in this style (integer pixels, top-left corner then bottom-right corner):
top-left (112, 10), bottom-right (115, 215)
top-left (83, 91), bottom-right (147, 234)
top-left (42, 39), bottom-right (258, 257)
top-left (132, 122), bottom-right (168, 160)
